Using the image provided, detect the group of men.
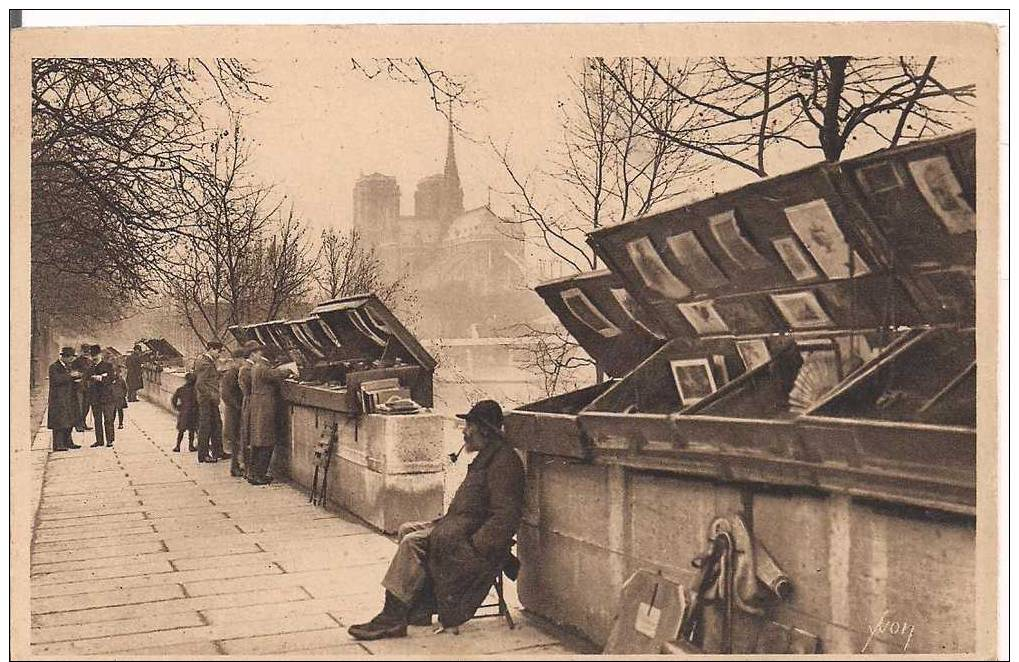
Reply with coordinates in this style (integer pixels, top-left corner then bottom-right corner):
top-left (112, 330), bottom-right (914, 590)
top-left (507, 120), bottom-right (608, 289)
top-left (46, 344), bottom-right (140, 451)
top-left (192, 340), bottom-right (297, 485)
top-left (47, 339), bottom-right (528, 639)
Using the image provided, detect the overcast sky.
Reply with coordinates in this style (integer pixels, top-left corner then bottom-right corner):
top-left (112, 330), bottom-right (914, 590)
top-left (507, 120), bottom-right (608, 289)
top-left (241, 55), bottom-right (575, 235)
top-left (239, 56), bottom-right (975, 239)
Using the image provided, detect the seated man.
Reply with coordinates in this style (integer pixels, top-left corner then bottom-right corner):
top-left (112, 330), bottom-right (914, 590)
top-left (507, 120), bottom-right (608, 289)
top-left (348, 400), bottom-right (524, 640)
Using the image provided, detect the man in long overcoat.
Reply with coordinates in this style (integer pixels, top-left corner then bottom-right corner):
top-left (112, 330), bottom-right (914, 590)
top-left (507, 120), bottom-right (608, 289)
top-left (125, 346), bottom-right (144, 402)
top-left (193, 341), bottom-right (229, 463)
top-left (234, 340), bottom-right (262, 478)
top-left (48, 347), bottom-right (83, 451)
top-left (245, 345), bottom-right (296, 485)
top-left (348, 400), bottom-right (524, 640)
top-left (70, 343), bottom-right (94, 431)
top-left (87, 346), bottom-right (118, 447)
top-left (220, 348), bottom-right (246, 477)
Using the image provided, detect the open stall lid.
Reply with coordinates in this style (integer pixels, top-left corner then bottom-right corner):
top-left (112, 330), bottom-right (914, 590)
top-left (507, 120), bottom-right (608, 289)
top-left (534, 269), bottom-right (667, 378)
top-left (311, 294), bottom-right (437, 370)
top-left (141, 338), bottom-right (183, 359)
top-left (803, 326), bottom-right (975, 429)
top-left (586, 131), bottom-right (976, 341)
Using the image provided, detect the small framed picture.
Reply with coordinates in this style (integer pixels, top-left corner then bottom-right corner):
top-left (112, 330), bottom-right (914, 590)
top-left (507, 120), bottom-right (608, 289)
top-left (561, 288), bottom-right (622, 338)
top-left (708, 210), bottom-right (769, 270)
top-left (677, 300), bottom-right (729, 335)
top-left (770, 291), bottom-right (834, 329)
top-left (610, 288), bottom-right (666, 339)
top-left (856, 161), bottom-right (904, 195)
top-left (670, 358), bottom-right (718, 405)
top-left (736, 338), bottom-right (771, 371)
top-left (665, 231), bottom-right (728, 288)
top-left (907, 155), bottom-right (976, 234)
top-left (771, 236), bottom-right (819, 282)
top-left (784, 199), bottom-right (870, 279)
top-left (624, 236), bottom-right (691, 300)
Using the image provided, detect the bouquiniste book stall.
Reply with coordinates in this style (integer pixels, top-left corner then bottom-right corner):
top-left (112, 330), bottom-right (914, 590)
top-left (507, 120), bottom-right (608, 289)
top-left (503, 130), bottom-right (977, 651)
top-left (228, 294), bottom-right (436, 415)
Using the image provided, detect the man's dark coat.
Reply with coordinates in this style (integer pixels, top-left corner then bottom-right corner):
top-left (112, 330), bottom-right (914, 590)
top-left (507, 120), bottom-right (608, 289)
top-left (426, 439), bottom-right (524, 627)
top-left (125, 352), bottom-right (143, 391)
top-left (47, 360), bottom-right (79, 430)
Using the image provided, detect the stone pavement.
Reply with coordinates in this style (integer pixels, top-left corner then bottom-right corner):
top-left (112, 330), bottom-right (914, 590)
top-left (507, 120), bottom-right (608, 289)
top-left (28, 399), bottom-right (586, 657)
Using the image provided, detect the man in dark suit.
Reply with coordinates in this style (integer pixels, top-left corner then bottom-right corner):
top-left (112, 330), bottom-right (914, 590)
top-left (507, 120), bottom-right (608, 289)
top-left (194, 341), bottom-right (231, 463)
top-left (87, 345), bottom-right (118, 448)
top-left (48, 347), bottom-right (83, 451)
top-left (70, 343), bottom-right (94, 432)
top-left (125, 346), bottom-right (144, 402)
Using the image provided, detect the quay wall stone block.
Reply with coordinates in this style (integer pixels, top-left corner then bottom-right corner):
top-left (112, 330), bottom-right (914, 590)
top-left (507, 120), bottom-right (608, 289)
top-left (519, 450), bottom-right (976, 655)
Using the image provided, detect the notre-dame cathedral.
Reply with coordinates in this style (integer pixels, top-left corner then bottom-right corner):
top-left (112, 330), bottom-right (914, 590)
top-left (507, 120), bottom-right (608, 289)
top-left (352, 123), bottom-right (545, 339)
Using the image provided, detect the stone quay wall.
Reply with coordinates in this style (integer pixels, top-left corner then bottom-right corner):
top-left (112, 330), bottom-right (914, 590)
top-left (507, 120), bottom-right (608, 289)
top-left (140, 369), bottom-right (445, 534)
top-left (516, 454), bottom-right (975, 654)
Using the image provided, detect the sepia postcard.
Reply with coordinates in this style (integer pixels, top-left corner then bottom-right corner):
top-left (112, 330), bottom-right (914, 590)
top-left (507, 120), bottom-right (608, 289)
top-left (9, 16), bottom-right (1001, 659)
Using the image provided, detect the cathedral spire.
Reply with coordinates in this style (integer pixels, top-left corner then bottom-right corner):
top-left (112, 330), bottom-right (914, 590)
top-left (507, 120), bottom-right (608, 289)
top-left (443, 110), bottom-right (461, 189)
top-left (439, 108), bottom-right (465, 222)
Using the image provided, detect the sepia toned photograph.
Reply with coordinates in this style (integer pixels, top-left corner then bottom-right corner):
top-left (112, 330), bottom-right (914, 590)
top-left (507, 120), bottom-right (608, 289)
top-left (10, 13), bottom-right (1002, 660)
top-left (670, 358), bottom-right (718, 406)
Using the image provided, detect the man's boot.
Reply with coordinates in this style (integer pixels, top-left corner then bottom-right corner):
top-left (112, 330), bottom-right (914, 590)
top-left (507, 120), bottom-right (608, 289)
top-left (347, 591), bottom-right (409, 640)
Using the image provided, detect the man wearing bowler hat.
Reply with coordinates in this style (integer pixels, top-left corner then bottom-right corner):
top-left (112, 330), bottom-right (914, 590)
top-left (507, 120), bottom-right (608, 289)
top-left (47, 347), bottom-right (83, 451)
top-left (348, 399), bottom-right (524, 641)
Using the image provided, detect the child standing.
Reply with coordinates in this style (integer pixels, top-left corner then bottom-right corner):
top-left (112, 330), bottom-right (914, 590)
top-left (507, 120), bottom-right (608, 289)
top-left (111, 367), bottom-right (129, 429)
top-left (171, 372), bottom-right (199, 452)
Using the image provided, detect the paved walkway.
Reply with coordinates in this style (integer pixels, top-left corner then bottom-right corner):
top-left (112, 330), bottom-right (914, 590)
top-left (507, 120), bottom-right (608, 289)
top-left (28, 399), bottom-right (580, 657)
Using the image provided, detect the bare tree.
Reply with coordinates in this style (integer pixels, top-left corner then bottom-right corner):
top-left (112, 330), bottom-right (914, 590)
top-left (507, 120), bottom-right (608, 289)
top-left (31, 57), bottom-right (267, 356)
top-left (498, 59), bottom-right (704, 274)
top-left (313, 227), bottom-right (420, 328)
top-left (499, 58), bottom-right (703, 394)
top-left (260, 206), bottom-right (317, 322)
top-left (597, 56), bottom-right (975, 176)
top-left (350, 57), bottom-right (477, 129)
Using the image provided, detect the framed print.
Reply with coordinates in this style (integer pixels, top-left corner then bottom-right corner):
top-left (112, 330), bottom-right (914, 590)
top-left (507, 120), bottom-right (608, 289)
top-left (736, 338), bottom-right (771, 371)
top-left (772, 236), bottom-right (820, 282)
top-left (770, 291), bottom-right (834, 329)
top-left (711, 354), bottom-right (730, 385)
top-left (665, 231), bottom-right (728, 288)
top-left (624, 236), bottom-right (691, 300)
top-left (561, 288), bottom-right (622, 338)
top-left (670, 358), bottom-right (718, 405)
top-left (784, 199), bottom-right (871, 279)
top-left (856, 161), bottom-right (904, 194)
top-left (611, 287), bottom-right (666, 339)
top-left (708, 209), bottom-right (769, 270)
top-left (907, 155), bottom-right (977, 234)
top-left (677, 300), bottom-right (729, 335)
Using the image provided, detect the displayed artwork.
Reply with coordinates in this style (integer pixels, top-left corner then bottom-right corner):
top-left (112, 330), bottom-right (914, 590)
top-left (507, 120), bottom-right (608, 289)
top-left (665, 231), bottom-right (728, 288)
top-left (736, 338), bottom-right (771, 371)
top-left (707, 210), bottom-right (769, 270)
top-left (784, 199), bottom-right (871, 279)
top-left (625, 237), bottom-right (691, 300)
top-left (713, 297), bottom-right (768, 331)
top-left (677, 300), bottom-right (730, 335)
top-left (907, 155), bottom-right (977, 234)
top-left (561, 288), bottom-right (622, 338)
top-left (611, 288), bottom-right (666, 339)
top-left (317, 318), bottom-right (343, 348)
top-left (772, 236), bottom-right (820, 282)
top-left (670, 358), bottom-right (718, 405)
top-left (770, 291), bottom-right (834, 329)
top-left (711, 354), bottom-right (730, 385)
top-left (856, 161), bottom-right (904, 194)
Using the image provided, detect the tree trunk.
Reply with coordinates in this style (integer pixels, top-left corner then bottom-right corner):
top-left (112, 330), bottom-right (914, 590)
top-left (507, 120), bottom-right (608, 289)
top-left (820, 56), bottom-right (849, 162)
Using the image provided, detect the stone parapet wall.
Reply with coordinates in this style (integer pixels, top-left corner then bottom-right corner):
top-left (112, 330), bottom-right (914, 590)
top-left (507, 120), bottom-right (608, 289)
top-left (140, 370), bottom-right (446, 534)
top-left (517, 452), bottom-right (975, 654)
